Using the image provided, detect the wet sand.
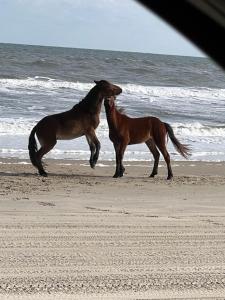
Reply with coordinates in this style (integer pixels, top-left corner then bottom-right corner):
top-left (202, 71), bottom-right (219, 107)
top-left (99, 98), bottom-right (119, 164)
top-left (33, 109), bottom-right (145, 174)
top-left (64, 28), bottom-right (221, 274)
top-left (0, 158), bottom-right (225, 299)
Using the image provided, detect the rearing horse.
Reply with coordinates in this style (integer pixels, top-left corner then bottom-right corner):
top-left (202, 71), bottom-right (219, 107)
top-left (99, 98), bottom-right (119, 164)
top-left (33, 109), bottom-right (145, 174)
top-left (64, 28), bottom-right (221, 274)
top-left (104, 96), bottom-right (191, 180)
top-left (28, 80), bottom-right (122, 176)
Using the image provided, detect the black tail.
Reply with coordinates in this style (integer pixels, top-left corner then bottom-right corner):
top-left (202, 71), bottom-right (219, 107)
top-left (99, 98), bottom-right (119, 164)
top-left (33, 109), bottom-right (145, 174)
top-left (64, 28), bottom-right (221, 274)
top-left (28, 126), bottom-right (38, 167)
top-left (164, 123), bottom-right (191, 159)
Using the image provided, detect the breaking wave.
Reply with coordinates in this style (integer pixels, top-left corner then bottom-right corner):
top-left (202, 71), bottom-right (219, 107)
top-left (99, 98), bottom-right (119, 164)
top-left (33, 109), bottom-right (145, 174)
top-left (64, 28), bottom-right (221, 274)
top-left (1, 78), bottom-right (225, 101)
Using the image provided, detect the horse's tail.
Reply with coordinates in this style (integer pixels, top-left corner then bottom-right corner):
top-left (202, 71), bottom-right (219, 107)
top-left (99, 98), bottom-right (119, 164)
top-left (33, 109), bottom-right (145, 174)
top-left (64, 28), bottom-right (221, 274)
top-left (164, 122), bottom-right (191, 159)
top-left (28, 125), bottom-right (38, 167)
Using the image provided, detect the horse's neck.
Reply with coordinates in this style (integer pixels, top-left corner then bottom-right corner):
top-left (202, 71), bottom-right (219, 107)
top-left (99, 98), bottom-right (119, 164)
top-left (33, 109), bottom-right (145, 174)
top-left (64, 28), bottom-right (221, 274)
top-left (74, 88), bottom-right (103, 114)
top-left (94, 98), bottom-right (103, 115)
top-left (106, 105), bottom-right (119, 130)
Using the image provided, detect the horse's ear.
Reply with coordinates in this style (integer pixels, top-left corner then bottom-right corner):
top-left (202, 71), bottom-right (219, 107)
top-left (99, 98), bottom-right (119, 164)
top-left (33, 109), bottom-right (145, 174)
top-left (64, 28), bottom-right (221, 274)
top-left (94, 80), bottom-right (99, 84)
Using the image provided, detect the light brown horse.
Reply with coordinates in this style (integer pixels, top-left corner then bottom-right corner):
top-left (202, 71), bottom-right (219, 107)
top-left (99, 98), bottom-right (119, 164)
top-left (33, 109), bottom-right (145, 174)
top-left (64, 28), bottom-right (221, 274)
top-left (28, 80), bottom-right (122, 176)
top-left (104, 96), bottom-right (191, 179)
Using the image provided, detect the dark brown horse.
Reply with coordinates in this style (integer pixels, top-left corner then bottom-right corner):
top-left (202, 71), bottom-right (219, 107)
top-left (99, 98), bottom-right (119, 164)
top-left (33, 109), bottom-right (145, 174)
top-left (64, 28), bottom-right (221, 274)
top-left (28, 80), bottom-right (122, 176)
top-left (104, 96), bottom-right (191, 179)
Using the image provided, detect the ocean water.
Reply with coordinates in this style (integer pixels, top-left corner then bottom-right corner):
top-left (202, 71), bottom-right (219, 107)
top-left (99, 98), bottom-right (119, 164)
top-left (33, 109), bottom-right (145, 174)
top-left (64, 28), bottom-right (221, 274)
top-left (1, 43), bottom-right (225, 162)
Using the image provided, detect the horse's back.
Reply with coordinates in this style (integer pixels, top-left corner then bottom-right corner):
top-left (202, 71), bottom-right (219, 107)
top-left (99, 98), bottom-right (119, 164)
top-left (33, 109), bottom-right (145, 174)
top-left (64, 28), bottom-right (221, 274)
top-left (126, 115), bottom-right (162, 130)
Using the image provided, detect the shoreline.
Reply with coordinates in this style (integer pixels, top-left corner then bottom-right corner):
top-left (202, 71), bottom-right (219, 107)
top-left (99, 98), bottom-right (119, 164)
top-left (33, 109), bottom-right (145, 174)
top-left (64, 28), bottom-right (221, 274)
top-left (1, 157), bottom-right (225, 177)
top-left (0, 158), bottom-right (225, 299)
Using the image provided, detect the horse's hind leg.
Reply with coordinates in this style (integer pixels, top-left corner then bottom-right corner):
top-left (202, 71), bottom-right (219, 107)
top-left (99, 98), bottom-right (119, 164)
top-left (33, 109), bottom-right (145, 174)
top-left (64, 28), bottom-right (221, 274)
top-left (86, 130), bottom-right (101, 169)
top-left (36, 142), bottom-right (56, 176)
top-left (93, 139), bottom-right (100, 166)
top-left (155, 141), bottom-right (173, 180)
top-left (145, 139), bottom-right (160, 177)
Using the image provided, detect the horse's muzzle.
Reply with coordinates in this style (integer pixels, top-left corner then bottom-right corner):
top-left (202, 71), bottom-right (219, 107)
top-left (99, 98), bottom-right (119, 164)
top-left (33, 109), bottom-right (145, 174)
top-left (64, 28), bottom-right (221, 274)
top-left (115, 87), bottom-right (122, 95)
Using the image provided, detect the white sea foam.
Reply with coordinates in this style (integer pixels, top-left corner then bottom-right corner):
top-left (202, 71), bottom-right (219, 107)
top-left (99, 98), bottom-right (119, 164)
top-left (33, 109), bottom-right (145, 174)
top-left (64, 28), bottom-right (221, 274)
top-left (1, 117), bottom-right (225, 139)
top-left (0, 145), bottom-right (225, 162)
top-left (1, 78), bottom-right (225, 102)
top-left (122, 84), bottom-right (225, 102)
top-left (0, 78), bottom-right (93, 92)
top-left (172, 122), bottom-right (225, 137)
top-left (0, 118), bottom-right (36, 135)
top-left (0, 161), bottom-right (30, 165)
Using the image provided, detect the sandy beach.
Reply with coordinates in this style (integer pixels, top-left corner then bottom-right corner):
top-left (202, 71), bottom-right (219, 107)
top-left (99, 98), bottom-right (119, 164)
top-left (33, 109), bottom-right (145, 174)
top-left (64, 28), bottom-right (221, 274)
top-left (0, 158), bottom-right (225, 299)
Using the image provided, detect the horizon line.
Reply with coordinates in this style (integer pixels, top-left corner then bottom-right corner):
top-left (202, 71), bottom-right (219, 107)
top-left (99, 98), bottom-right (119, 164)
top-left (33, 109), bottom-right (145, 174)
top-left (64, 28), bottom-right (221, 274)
top-left (0, 41), bottom-right (207, 59)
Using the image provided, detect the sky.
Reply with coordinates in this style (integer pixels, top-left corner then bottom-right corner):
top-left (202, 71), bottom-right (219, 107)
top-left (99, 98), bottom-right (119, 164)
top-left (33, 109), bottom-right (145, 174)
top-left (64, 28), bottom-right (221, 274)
top-left (0, 0), bottom-right (205, 57)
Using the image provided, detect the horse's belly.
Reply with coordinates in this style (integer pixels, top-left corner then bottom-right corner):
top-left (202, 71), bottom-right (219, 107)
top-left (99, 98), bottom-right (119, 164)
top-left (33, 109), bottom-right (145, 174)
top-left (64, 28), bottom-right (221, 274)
top-left (57, 129), bottom-right (84, 140)
top-left (57, 134), bottom-right (83, 140)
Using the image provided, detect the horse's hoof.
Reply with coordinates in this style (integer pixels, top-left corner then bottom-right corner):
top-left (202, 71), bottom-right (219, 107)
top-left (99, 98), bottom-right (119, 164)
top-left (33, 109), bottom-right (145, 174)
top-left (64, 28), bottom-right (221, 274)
top-left (120, 169), bottom-right (125, 177)
top-left (90, 161), bottom-right (95, 169)
top-left (113, 174), bottom-right (119, 178)
top-left (150, 172), bottom-right (157, 177)
top-left (41, 173), bottom-right (48, 177)
top-left (167, 175), bottom-right (173, 180)
top-left (39, 170), bottom-right (48, 177)
top-left (93, 157), bottom-right (98, 166)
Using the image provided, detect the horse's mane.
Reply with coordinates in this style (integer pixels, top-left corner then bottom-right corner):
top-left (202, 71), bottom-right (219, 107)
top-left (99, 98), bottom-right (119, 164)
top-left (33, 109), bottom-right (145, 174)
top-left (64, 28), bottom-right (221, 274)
top-left (72, 85), bottom-right (102, 113)
top-left (111, 98), bottom-right (125, 115)
top-left (116, 105), bottom-right (126, 114)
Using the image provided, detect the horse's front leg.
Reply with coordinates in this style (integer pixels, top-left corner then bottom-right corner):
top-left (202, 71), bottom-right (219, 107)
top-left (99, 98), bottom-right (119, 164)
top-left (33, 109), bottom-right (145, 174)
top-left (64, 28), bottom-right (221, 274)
top-left (86, 130), bottom-right (100, 169)
top-left (113, 144), bottom-right (121, 178)
top-left (113, 142), bottom-right (127, 178)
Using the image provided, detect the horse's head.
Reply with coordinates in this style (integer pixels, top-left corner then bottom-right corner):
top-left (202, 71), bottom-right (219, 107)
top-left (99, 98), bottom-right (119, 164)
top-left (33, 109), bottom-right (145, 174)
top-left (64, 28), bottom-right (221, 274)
top-left (94, 80), bottom-right (122, 97)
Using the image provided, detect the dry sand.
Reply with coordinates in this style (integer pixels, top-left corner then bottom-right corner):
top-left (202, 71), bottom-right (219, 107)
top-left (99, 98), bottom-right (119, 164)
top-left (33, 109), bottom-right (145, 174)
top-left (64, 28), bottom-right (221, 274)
top-left (0, 158), bottom-right (225, 299)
